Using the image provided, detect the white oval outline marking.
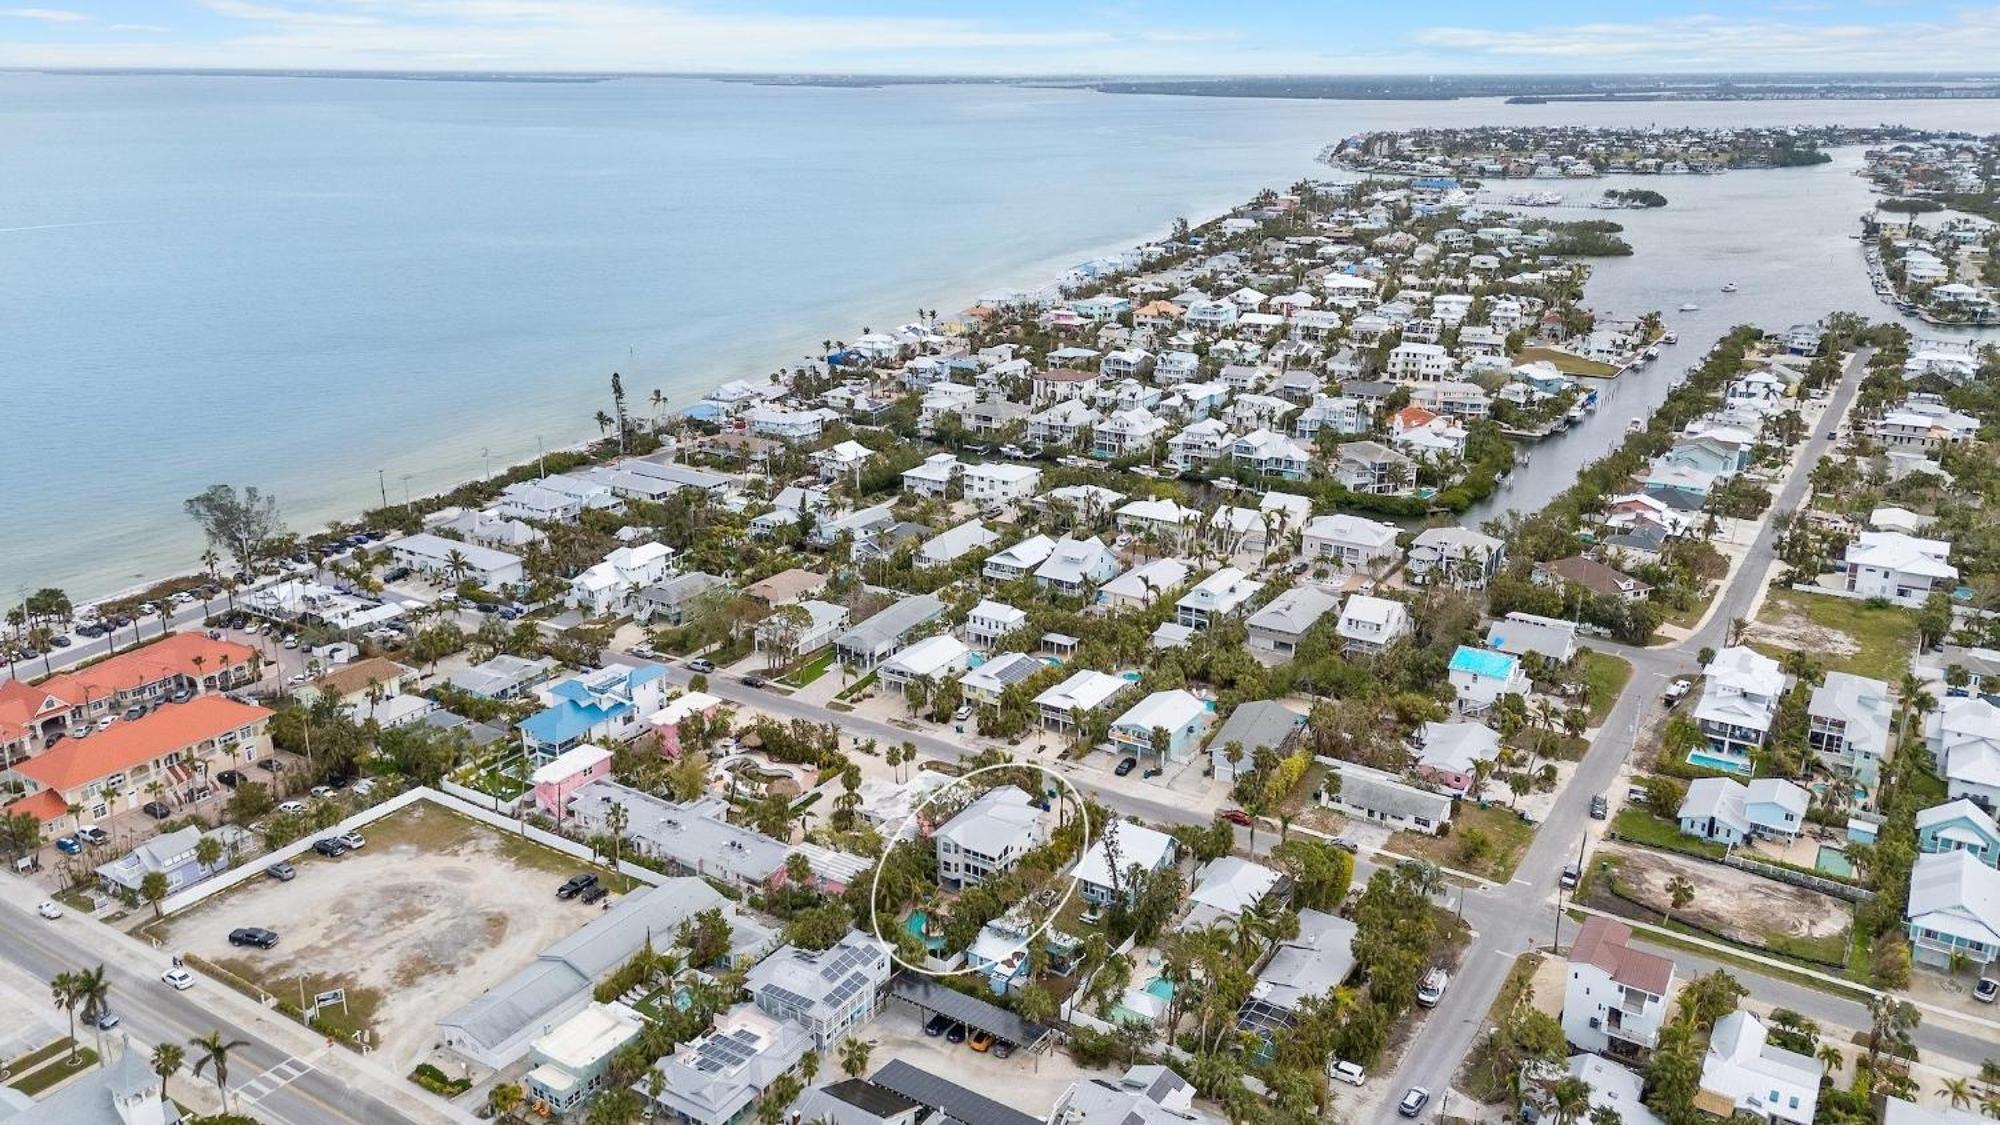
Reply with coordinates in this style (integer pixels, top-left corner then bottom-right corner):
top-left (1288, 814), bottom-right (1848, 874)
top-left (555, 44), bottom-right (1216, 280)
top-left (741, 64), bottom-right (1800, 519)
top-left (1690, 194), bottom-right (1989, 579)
top-left (865, 762), bottom-right (1092, 978)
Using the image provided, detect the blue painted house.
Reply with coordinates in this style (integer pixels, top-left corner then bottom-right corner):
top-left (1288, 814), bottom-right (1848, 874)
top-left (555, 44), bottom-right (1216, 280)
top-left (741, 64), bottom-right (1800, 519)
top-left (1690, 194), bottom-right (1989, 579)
top-left (1918, 799), bottom-right (2000, 867)
top-left (96, 825), bottom-right (226, 896)
top-left (519, 662), bottom-right (668, 760)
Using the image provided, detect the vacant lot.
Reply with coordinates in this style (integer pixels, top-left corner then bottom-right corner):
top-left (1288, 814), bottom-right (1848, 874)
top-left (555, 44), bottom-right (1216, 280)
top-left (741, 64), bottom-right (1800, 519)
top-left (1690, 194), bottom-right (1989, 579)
top-left (1392, 802), bottom-right (1537, 881)
top-left (159, 801), bottom-right (621, 1070)
top-left (1512, 346), bottom-right (1620, 378)
top-left (1592, 843), bottom-right (1852, 964)
top-left (1749, 589), bottom-right (1917, 682)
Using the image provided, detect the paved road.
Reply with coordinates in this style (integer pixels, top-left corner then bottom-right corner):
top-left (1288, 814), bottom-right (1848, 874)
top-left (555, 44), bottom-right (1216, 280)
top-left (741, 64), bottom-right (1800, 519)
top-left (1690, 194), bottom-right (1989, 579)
top-left (0, 890), bottom-right (457, 1124)
top-left (1365, 346), bottom-right (1878, 1124)
top-left (636, 656), bottom-right (1213, 833)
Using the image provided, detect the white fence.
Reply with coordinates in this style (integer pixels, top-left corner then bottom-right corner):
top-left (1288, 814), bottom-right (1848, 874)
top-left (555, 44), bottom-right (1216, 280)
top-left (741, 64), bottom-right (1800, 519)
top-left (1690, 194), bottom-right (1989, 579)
top-left (156, 784), bottom-right (664, 917)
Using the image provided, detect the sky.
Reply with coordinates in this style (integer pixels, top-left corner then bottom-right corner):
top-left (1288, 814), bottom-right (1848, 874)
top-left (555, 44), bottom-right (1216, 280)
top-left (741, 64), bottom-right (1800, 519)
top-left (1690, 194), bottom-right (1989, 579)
top-left (2, 1), bottom-right (2000, 75)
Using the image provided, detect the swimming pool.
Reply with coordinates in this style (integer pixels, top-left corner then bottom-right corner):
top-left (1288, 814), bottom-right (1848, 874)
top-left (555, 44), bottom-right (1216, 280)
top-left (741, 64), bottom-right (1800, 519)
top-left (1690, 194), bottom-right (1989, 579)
top-left (1686, 749), bottom-right (1753, 776)
top-left (1815, 845), bottom-right (1855, 879)
top-left (904, 911), bottom-right (946, 951)
top-left (1144, 976), bottom-right (1175, 1001)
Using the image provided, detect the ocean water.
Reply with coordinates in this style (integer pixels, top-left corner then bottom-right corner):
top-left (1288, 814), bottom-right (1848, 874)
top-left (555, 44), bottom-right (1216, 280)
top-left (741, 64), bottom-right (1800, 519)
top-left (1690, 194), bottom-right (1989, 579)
top-left (2, 74), bottom-right (1996, 600)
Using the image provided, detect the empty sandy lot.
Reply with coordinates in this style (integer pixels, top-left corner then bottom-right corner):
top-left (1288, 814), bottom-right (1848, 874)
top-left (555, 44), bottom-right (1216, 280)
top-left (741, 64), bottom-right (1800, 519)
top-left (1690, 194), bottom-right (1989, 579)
top-left (1600, 844), bottom-right (1851, 946)
top-left (162, 801), bottom-right (618, 1070)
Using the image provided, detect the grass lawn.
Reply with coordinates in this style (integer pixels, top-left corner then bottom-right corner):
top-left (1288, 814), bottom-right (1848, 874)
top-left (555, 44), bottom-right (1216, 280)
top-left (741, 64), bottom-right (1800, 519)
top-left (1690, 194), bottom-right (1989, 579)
top-left (1512, 346), bottom-right (1620, 378)
top-left (1751, 588), bottom-right (1918, 682)
top-left (780, 649), bottom-right (838, 688)
top-left (1390, 803), bottom-right (1538, 881)
top-left (10, 1047), bottom-right (98, 1096)
top-left (1578, 649), bottom-right (1634, 725)
top-left (1609, 807), bottom-right (1726, 860)
top-left (833, 671), bottom-right (878, 701)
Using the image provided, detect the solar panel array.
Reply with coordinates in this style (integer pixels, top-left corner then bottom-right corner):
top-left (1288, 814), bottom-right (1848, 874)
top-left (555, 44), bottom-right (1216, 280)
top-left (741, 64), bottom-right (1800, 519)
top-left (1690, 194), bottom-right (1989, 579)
top-left (762, 984), bottom-right (815, 1017)
top-left (693, 1027), bottom-right (762, 1073)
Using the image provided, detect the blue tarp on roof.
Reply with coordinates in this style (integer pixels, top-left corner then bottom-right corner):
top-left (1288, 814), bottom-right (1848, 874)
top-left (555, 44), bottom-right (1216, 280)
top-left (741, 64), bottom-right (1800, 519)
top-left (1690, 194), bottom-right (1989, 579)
top-left (1448, 645), bottom-right (1518, 680)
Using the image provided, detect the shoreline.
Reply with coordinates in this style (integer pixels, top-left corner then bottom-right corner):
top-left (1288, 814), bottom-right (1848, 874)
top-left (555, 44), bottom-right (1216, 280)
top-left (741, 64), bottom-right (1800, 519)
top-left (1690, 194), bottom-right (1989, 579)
top-left (58, 198), bottom-right (1256, 613)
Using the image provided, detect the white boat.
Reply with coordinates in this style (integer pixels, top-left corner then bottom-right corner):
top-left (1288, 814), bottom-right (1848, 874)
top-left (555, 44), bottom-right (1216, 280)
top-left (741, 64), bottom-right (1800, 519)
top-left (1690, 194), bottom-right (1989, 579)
top-left (1644, 346), bottom-right (1661, 360)
top-left (1663, 331), bottom-right (1678, 344)
top-left (1627, 417), bottom-right (1644, 433)
top-left (1679, 302), bottom-right (1700, 312)
top-left (1720, 282), bottom-right (1739, 294)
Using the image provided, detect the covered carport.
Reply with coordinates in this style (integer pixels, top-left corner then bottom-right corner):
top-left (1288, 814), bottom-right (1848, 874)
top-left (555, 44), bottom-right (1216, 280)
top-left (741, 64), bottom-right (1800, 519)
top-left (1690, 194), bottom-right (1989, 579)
top-left (888, 975), bottom-right (1056, 1055)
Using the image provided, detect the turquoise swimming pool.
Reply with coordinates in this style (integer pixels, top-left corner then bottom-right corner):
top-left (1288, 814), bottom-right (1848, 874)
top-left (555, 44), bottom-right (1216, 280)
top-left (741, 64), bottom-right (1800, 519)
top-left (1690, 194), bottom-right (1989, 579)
top-left (1686, 749), bottom-right (1753, 776)
top-left (1144, 976), bottom-right (1175, 1000)
top-left (905, 911), bottom-right (946, 951)
top-left (1816, 845), bottom-right (1855, 878)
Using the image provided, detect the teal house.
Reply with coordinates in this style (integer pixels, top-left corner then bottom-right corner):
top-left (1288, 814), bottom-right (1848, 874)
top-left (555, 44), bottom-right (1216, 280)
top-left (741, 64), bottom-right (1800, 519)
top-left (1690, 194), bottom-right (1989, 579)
top-left (1917, 799), bottom-right (2000, 867)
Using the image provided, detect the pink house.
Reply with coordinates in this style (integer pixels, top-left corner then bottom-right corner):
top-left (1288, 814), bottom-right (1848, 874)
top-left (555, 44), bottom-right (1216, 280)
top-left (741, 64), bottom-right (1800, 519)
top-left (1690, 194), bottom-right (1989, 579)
top-left (647, 691), bottom-right (723, 760)
top-left (531, 744), bottom-right (613, 818)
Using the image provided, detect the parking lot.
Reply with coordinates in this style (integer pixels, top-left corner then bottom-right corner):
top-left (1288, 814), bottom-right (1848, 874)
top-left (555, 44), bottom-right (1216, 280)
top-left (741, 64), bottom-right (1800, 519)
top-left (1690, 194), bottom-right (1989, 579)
top-left (868, 1002), bottom-right (1092, 1113)
top-left (153, 800), bottom-right (621, 1070)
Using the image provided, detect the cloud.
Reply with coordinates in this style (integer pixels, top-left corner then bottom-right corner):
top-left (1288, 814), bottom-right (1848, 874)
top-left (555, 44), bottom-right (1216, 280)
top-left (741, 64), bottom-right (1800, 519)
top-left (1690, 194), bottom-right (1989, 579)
top-left (108, 23), bottom-right (168, 32)
top-left (1410, 10), bottom-right (2000, 69)
top-left (0, 6), bottom-right (94, 21)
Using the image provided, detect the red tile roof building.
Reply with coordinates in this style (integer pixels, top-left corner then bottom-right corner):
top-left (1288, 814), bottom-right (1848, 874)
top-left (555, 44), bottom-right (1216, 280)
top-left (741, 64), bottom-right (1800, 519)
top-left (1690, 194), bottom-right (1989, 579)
top-left (5, 695), bottom-right (273, 825)
top-left (0, 633), bottom-right (259, 764)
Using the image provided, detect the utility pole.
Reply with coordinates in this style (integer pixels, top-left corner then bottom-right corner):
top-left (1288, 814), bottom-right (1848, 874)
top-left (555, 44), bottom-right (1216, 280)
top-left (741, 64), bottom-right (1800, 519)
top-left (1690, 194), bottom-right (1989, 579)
top-left (377, 469), bottom-right (388, 510)
top-left (537, 435), bottom-right (547, 479)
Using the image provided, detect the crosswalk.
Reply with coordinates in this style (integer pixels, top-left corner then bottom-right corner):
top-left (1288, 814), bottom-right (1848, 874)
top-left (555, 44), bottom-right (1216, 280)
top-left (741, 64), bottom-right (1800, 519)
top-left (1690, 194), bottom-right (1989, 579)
top-left (234, 1053), bottom-right (316, 1110)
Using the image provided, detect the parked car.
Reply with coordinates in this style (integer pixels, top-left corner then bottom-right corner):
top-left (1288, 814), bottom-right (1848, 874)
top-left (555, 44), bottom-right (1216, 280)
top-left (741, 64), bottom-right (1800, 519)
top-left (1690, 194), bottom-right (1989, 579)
top-left (36, 900), bottom-right (62, 920)
top-left (1589, 795), bottom-right (1609, 821)
top-left (278, 801), bottom-right (307, 815)
top-left (1219, 808), bottom-right (1254, 827)
top-left (1114, 757), bottom-right (1138, 777)
top-left (352, 778), bottom-right (377, 797)
top-left (687, 658), bottom-right (716, 673)
top-left (923, 1013), bottom-right (953, 1037)
top-left (266, 862), bottom-right (296, 882)
top-left (1329, 837), bottom-right (1359, 854)
top-left (258, 758), bottom-right (285, 772)
top-left (991, 1040), bottom-right (1014, 1059)
top-left (169, 689), bottom-right (193, 704)
top-left (1330, 1061), bottom-right (1366, 1087)
top-left (1664, 679), bottom-right (1692, 705)
top-left (228, 927), bottom-right (280, 949)
top-left (336, 831), bottom-right (365, 850)
top-left (1416, 968), bottom-right (1449, 1008)
top-left (741, 675), bottom-right (769, 689)
top-left (557, 873), bottom-right (599, 900)
top-left (580, 883), bottom-right (610, 905)
top-left (78, 826), bottom-right (110, 846)
top-left (142, 801), bottom-right (173, 820)
top-left (1398, 1088), bottom-right (1431, 1119)
top-left (968, 1030), bottom-right (994, 1052)
top-left (54, 836), bottom-right (82, 856)
top-left (161, 967), bottom-right (195, 991)
top-left (216, 770), bottom-right (245, 789)
top-left (945, 1023), bottom-right (967, 1044)
top-left (311, 838), bottom-right (348, 858)
top-left (1976, 977), bottom-right (1998, 1004)
top-left (1560, 864), bottom-right (1581, 890)
top-left (310, 785), bottom-right (334, 799)
top-left (95, 1011), bottom-right (120, 1030)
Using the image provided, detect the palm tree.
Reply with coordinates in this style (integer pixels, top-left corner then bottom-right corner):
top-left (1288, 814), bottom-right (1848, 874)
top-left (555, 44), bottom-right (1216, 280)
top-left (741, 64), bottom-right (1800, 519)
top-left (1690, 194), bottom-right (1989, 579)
top-left (1549, 1076), bottom-right (1593, 1125)
top-left (190, 1031), bottom-right (250, 1114)
top-left (1943, 1078), bottom-right (1978, 1111)
top-left (151, 1042), bottom-right (185, 1104)
top-left (51, 971), bottom-right (84, 1063)
top-left (1664, 875), bottom-right (1695, 926)
top-left (75, 964), bottom-right (112, 1065)
top-left (488, 1081), bottom-right (524, 1118)
top-left (838, 1035), bottom-right (872, 1079)
top-left (1816, 1043), bottom-right (1844, 1076)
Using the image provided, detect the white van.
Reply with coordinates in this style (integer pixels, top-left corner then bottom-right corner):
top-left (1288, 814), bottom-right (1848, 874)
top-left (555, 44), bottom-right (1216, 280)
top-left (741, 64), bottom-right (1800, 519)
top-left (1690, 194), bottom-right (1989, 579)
top-left (1330, 1060), bottom-right (1366, 1087)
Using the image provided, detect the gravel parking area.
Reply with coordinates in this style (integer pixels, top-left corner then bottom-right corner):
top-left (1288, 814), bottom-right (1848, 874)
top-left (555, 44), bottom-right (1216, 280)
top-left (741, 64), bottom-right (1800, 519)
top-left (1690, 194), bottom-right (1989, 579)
top-left (161, 801), bottom-right (619, 1070)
